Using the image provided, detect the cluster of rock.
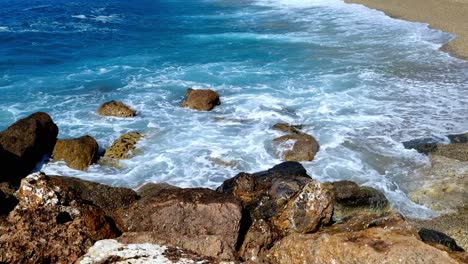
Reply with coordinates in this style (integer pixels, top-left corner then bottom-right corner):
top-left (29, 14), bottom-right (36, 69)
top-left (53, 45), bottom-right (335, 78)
top-left (1, 161), bottom-right (466, 263)
top-left (403, 133), bottom-right (468, 250)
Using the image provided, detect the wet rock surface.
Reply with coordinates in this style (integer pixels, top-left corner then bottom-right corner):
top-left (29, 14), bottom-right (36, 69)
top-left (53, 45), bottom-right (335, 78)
top-left (273, 133), bottom-right (319, 162)
top-left (97, 100), bottom-right (137, 117)
top-left (271, 123), bottom-right (302, 134)
top-left (323, 180), bottom-right (389, 219)
top-left (0, 173), bottom-right (119, 264)
top-left (114, 187), bottom-right (242, 260)
top-left (52, 135), bottom-right (99, 170)
top-left (0, 112), bottom-right (58, 183)
top-left (104, 132), bottom-right (142, 159)
top-left (418, 228), bottom-right (464, 252)
top-left (181, 88), bottom-right (221, 111)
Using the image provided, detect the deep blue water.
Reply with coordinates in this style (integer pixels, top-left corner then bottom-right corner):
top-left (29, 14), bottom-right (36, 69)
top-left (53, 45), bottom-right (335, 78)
top-left (1, 0), bottom-right (467, 217)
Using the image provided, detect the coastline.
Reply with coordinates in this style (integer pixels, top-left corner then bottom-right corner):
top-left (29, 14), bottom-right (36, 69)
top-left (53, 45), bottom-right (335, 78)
top-left (344, 0), bottom-right (468, 60)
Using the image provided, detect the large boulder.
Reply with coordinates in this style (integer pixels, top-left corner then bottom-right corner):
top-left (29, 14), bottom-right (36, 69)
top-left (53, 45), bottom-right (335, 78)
top-left (218, 162), bottom-right (332, 235)
top-left (97, 100), bottom-right (136, 117)
top-left (0, 112), bottom-right (58, 183)
top-left (52, 135), bottom-right (99, 170)
top-left (273, 133), bottom-right (319, 162)
top-left (323, 180), bottom-right (389, 219)
top-left (181, 88), bottom-right (220, 111)
top-left (114, 186), bottom-right (242, 260)
top-left (104, 132), bottom-right (142, 159)
top-left (267, 227), bottom-right (462, 264)
top-left (0, 173), bottom-right (120, 264)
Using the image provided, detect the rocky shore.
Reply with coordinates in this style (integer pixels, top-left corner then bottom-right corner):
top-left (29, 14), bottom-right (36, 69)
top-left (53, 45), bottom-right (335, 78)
top-left (0, 102), bottom-right (467, 263)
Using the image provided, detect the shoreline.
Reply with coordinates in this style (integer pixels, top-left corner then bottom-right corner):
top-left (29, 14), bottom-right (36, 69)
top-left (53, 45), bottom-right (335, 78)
top-left (344, 0), bottom-right (468, 60)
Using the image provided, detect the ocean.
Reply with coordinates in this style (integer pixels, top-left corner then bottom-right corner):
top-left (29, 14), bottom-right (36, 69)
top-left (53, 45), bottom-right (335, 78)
top-left (1, 0), bottom-right (467, 218)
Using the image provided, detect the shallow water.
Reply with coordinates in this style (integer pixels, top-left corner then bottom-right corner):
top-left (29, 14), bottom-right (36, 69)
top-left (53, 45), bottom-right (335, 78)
top-left (1, 0), bottom-right (467, 218)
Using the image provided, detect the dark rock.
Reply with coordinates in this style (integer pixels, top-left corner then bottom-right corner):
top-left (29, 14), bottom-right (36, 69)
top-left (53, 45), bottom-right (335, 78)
top-left (218, 162), bottom-right (332, 235)
top-left (0, 112), bottom-right (58, 183)
top-left (47, 175), bottom-right (139, 217)
top-left (448, 133), bottom-right (468, 144)
top-left (272, 123), bottom-right (303, 134)
top-left (323, 181), bottom-right (389, 219)
top-left (273, 133), bottom-right (319, 161)
top-left (52, 135), bottom-right (99, 170)
top-left (419, 228), bottom-right (464, 251)
top-left (97, 100), bottom-right (136, 117)
top-left (104, 132), bottom-right (142, 159)
top-left (181, 88), bottom-right (220, 111)
top-left (0, 182), bottom-right (17, 216)
top-left (114, 187), bottom-right (242, 260)
top-left (403, 137), bottom-right (439, 154)
top-left (0, 173), bottom-right (119, 264)
top-left (239, 219), bottom-right (278, 262)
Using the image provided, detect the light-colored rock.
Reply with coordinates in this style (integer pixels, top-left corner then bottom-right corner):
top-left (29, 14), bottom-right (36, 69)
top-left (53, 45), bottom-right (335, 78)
top-left (273, 133), bottom-right (319, 162)
top-left (104, 132), bottom-right (142, 159)
top-left (79, 239), bottom-right (216, 264)
top-left (52, 135), bottom-right (99, 170)
top-left (181, 88), bottom-right (220, 111)
top-left (97, 100), bottom-right (136, 117)
top-left (268, 227), bottom-right (461, 264)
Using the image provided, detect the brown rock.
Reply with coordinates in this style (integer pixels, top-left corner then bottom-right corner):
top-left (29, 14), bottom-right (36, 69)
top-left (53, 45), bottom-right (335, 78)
top-left (52, 135), bottom-right (99, 170)
top-left (268, 227), bottom-right (461, 264)
top-left (0, 112), bottom-right (58, 183)
top-left (218, 162), bottom-right (333, 234)
top-left (114, 187), bottom-right (242, 260)
top-left (97, 100), bottom-right (136, 117)
top-left (136, 182), bottom-right (180, 198)
top-left (272, 123), bottom-right (302, 134)
top-left (181, 88), bottom-right (220, 111)
top-left (239, 219), bottom-right (279, 263)
top-left (104, 132), bottom-right (142, 159)
top-left (324, 180), bottom-right (389, 219)
top-left (433, 143), bottom-right (468, 162)
top-left (0, 173), bottom-right (119, 264)
top-left (273, 133), bottom-right (319, 162)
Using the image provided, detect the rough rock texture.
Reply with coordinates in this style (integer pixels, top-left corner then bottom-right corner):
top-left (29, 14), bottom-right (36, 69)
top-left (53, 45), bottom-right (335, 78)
top-left (46, 175), bottom-right (139, 217)
top-left (218, 162), bottom-right (332, 235)
top-left (403, 137), bottom-right (439, 154)
top-left (0, 173), bottom-right (119, 264)
top-left (181, 88), bottom-right (220, 111)
top-left (418, 228), bottom-right (464, 252)
top-left (114, 187), bottom-right (242, 260)
top-left (52, 135), bottom-right (99, 170)
top-left (239, 219), bottom-right (278, 263)
top-left (79, 239), bottom-right (217, 264)
top-left (432, 143), bottom-right (468, 162)
top-left (409, 206), bottom-right (468, 251)
top-left (448, 133), bottom-right (468, 144)
top-left (323, 180), bottom-right (389, 219)
top-left (273, 133), bottom-right (319, 162)
top-left (97, 100), bottom-right (136, 117)
top-left (104, 132), bottom-right (142, 159)
top-left (271, 123), bottom-right (302, 134)
top-left (402, 154), bottom-right (467, 212)
top-left (0, 112), bottom-right (58, 183)
top-left (268, 227), bottom-right (461, 264)
top-left (136, 182), bottom-right (180, 198)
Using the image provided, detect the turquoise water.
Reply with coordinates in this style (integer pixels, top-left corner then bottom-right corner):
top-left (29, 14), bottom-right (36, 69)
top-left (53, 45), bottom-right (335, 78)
top-left (1, 0), bottom-right (467, 217)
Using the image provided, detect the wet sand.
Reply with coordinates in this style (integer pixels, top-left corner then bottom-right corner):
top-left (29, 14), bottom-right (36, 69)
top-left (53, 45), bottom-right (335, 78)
top-left (345, 0), bottom-right (468, 60)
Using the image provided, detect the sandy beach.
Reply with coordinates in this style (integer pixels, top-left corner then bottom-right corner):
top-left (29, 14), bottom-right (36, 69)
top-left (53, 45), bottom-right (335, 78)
top-left (345, 0), bottom-right (468, 60)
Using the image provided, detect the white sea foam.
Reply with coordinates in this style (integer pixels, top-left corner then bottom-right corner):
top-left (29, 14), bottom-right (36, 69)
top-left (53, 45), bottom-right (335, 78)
top-left (0, 26), bottom-right (9, 32)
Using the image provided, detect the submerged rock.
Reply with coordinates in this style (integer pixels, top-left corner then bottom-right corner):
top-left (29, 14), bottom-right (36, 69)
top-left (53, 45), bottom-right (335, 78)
top-left (79, 239), bottom-right (217, 264)
top-left (273, 133), bottom-right (319, 162)
top-left (104, 132), bottom-right (142, 159)
top-left (181, 88), bottom-right (220, 111)
top-left (0, 173), bottom-right (120, 264)
top-left (0, 112), bottom-right (58, 183)
top-left (114, 187), bottom-right (242, 260)
top-left (323, 180), bottom-right (389, 219)
top-left (97, 100), bottom-right (136, 117)
top-left (271, 123), bottom-right (302, 134)
top-left (52, 135), bottom-right (99, 170)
